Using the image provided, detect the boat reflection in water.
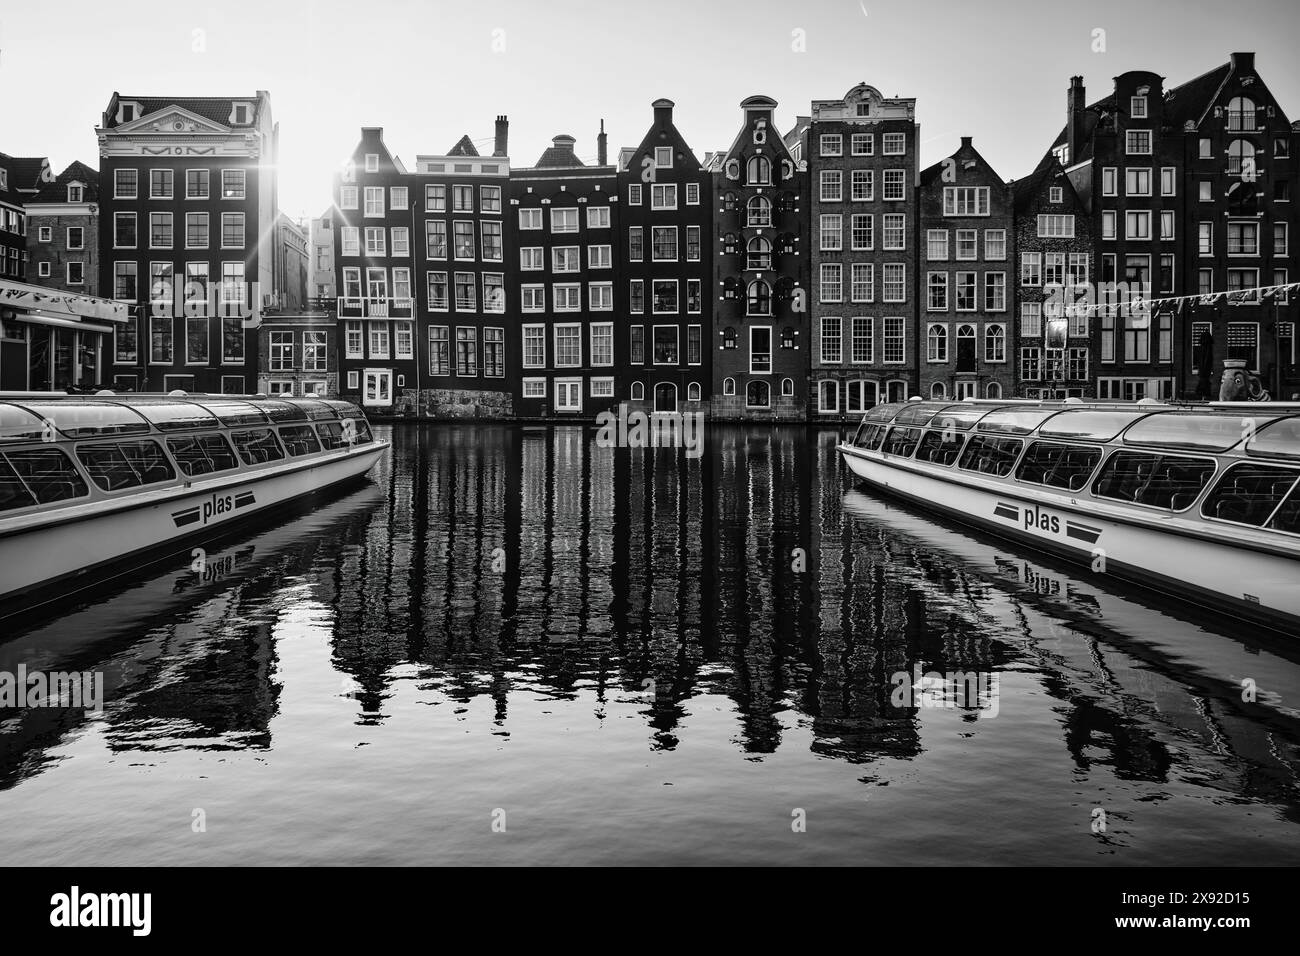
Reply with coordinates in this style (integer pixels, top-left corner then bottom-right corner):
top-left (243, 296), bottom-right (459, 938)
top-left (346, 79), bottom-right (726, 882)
top-left (1, 424), bottom-right (1298, 866)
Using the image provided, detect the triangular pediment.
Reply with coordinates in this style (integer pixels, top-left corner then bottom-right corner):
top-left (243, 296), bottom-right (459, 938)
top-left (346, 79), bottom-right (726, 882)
top-left (116, 105), bottom-right (231, 135)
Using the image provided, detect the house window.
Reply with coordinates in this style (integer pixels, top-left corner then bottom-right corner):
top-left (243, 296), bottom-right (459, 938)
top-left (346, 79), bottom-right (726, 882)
top-left (1130, 96), bottom-right (1148, 119)
top-left (723, 377), bottom-right (736, 396)
top-left (1227, 220), bottom-right (1259, 255)
top-left (820, 134), bottom-right (843, 157)
top-left (882, 170), bottom-right (906, 201)
top-left (37, 261), bottom-right (50, 277)
top-left (820, 215), bottom-right (842, 251)
top-left (820, 316), bottom-right (842, 364)
top-left (686, 183), bottom-right (700, 205)
top-left (222, 212), bottom-right (245, 249)
top-left (956, 229), bottom-right (977, 260)
top-left (883, 317), bottom-right (905, 364)
top-left (851, 214), bottom-right (873, 250)
top-left (186, 212), bottom-right (209, 248)
top-left (927, 272), bottom-right (948, 311)
top-left (1160, 167), bottom-right (1176, 196)
top-left (819, 170), bottom-right (842, 203)
top-left (455, 327), bottom-right (478, 375)
top-left (1126, 129), bottom-right (1152, 155)
top-left (747, 155), bottom-right (772, 185)
top-left (628, 184), bottom-right (642, 205)
top-left (850, 263), bottom-right (873, 303)
top-left (882, 133), bottom-right (905, 155)
top-left (927, 229), bottom-right (949, 260)
top-left (587, 205), bottom-right (610, 229)
top-left (554, 324), bottom-right (581, 367)
top-left (1125, 167), bottom-right (1152, 196)
top-left (551, 208), bottom-right (579, 233)
top-left (629, 226), bottom-right (644, 261)
top-left (882, 264), bottom-right (905, 302)
top-left (747, 195), bottom-right (772, 227)
top-left (750, 327), bottom-right (772, 374)
top-left (851, 169), bottom-right (874, 201)
top-left (221, 169), bottom-right (245, 199)
top-left (67, 227), bottom-right (84, 250)
top-left (1049, 186), bottom-right (1063, 203)
top-left (819, 264), bottom-right (842, 303)
top-left (882, 213), bottom-right (905, 250)
top-left (652, 280), bottom-right (678, 313)
top-left (927, 323), bottom-right (948, 362)
top-left (651, 184), bottom-right (677, 209)
top-left (851, 317), bottom-right (873, 363)
top-left (955, 272), bottom-right (976, 311)
top-left (150, 169), bottom-right (174, 199)
top-left (653, 326), bottom-right (678, 364)
top-left (114, 212), bottom-right (137, 248)
top-left (67, 262), bottom-right (84, 285)
top-left (522, 326), bottom-right (546, 367)
top-left (746, 380), bottom-right (771, 409)
top-left (1101, 167), bottom-right (1117, 196)
top-left (1037, 214), bottom-right (1075, 238)
top-left (652, 226), bottom-right (678, 261)
top-left (942, 187), bottom-right (989, 216)
top-left (985, 324), bottom-right (1006, 362)
top-left (851, 133), bottom-right (873, 156)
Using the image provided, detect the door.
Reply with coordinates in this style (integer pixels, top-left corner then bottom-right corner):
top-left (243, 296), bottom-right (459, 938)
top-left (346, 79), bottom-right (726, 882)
top-left (955, 380), bottom-right (976, 400)
top-left (555, 379), bottom-right (581, 412)
top-left (363, 368), bottom-right (392, 406)
top-left (654, 382), bottom-right (677, 413)
top-left (956, 325), bottom-right (977, 372)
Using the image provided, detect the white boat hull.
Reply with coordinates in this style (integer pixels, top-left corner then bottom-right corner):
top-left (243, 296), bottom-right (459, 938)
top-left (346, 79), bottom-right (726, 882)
top-left (0, 442), bottom-right (387, 604)
top-left (838, 443), bottom-right (1300, 636)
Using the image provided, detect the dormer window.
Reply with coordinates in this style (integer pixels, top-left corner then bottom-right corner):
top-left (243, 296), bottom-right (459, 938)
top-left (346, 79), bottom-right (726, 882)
top-left (67, 184), bottom-right (83, 203)
top-left (856, 103), bottom-right (870, 117)
top-left (1049, 186), bottom-right (1063, 203)
top-left (121, 104), bottom-right (136, 122)
top-left (654, 147), bottom-right (672, 169)
top-left (365, 154), bottom-right (380, 173)
top-left (229, 102), bottom-right (251, 125)
top-left (0, 169), bottom-right (7, 190)
top-left (1130, 96), bottom-right (1148, 119)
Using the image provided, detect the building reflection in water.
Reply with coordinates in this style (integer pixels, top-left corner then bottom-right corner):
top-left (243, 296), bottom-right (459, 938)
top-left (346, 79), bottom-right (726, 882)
top-left (4, 423), bottom-right (1300, 813)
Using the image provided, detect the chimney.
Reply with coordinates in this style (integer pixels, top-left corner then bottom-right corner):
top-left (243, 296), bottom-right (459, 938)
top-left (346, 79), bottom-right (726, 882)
top-left (493, 115), bottom-right (509, 157)
top-left (1230, 51), bottom-right (1255, 73)
top-left (597, 119), bottom-right (608, 166)
top-left (1067, 76), bottom-right (1085, 166)
top-left (653, 98), bottom-right (675, 125)
top-left (960, 136), bottom-right (973, 149)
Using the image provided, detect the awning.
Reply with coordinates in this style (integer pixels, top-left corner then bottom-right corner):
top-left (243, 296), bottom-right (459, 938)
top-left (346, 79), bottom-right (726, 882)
top-left (15, 312), bottom-right (116, 334)
top-left (0, 279), bottom-right (128, 323)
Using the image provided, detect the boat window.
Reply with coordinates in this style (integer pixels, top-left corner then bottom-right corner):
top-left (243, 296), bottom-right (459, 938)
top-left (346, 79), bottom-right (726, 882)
top-left (880, 425), bottom-right (923, 458)
top-left (915, 429), bottom-right (965, 466)
top-left (1201, 463), bottom-right (1300, 528)
top-left (131, 402), bottom-right (221, 432)
top-left (260, 401), bottom-right (310, 424)
top-left (279, 425), bottom-right (322, 457)
top-left (958, 436), bottom-right (1023, 477)
top-left (1269, 485), bottom-right (1300, 534)
top-left (852, 423), bottom-right (886, 451)
top-left (166, 434), bottom-right (240, 477)
top-left (2, 448), bottom-right (88, 506)
top-left (1016, 442), bottom-right (1103, 491)
top-left (0, 455), bottom-right (37, 511)
top-left (1123, 412), bottom-right (1279, 453)
top-left (231, 429), bottom-right (286, 465)
top-left (1244, 416), bottom-right (1300, 462)
top-left (0, 405), bottom-right (48, 444)
top-left (192, 400), bottom-right (270, 427)
top-left (1093, 451), bottom-right (1215, 510)
top-left (1038, 409), bottom-right (1151, 442)
top-left (289, 400), bottom-right (340, 422)
top-left (76, 440), bottom-right (176, 492)
top-left (14, 401), bottom-right (150, 439)
top-left (317, 422), bottom-right (351, 450)
top-left (975, 407), bottom-right (1060, 435)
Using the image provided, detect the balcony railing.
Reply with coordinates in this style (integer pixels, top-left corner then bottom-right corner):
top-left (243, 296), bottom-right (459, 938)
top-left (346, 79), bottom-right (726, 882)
top-left (337, 297), bottom-right (414, 318)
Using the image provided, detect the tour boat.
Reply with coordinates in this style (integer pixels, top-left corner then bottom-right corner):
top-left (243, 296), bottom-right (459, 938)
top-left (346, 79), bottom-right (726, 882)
top-left (838, 398), bottom-right (1300, 636)
top-left (0, 392), bottom-right (388, 606)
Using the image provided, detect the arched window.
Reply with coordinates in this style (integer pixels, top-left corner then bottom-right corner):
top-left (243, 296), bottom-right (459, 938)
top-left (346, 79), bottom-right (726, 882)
top-left (1228, 138), bottom-right (1254, 175)
top-left (927, 323), bottom-right (948, 363)
top-left (986, 381), bottom-right (1002, 399)
top-left (723, 377), bottom-right (736, 396)
top-left (723, 191), bottom-right (737, 211)
top-left (1227, 96), bottom-right (1256, 132)
top-left (687, 382), bottom-right (701, 402)
top-left (781, 378), bottom-right (795, 397)
top-left (747, 155), bottom-right (771, 185)
top-left (723, 326), bottom-right (737, 349)
top-left (747, 235), bottom-right (772, 270)
top-left (931, 381), bottom-right (947, 399)
top-left (746, 380), bottom-right (770, 408)
top-left (631, 381), bottom-right (644, 401)
top-left (957, 323), bottom-right (976, 340)
top-left (747, 195), bottom-right (772, 228)
top-left (985, 323), bottom-right (1006, 362)
top-left (723, 232), bottom-right (739, 255)
top-left (747, 280), bottom-right (771, 316)
top-left (780, 327), bottom-right (795, 349)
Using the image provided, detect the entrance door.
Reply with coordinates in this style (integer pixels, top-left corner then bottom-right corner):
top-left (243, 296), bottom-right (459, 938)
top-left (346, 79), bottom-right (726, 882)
top-left (956, 324), bottom-right (977, 372)
top-left (653, 382), bottom-right (677, 413)
top-left (363, 368), bottom-right (392, 406)
top-left (555, 379), bottom-right (581, 412)
top-left (955, 380), bottom-right (976, 400)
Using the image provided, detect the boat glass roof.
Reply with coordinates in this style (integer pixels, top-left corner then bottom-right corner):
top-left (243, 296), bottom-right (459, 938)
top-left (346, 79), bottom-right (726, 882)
top-left (975, 407), bottom-right (1061, 435)
top-left (128, 402), bottom-right (221, 431)
top-left (0, 405), bottom-right (49, 443)
top-left (1037, 409), bottom-right (1152, 442)
top-left (1243, 415), bottom-right (1300, 461)
top-left (1123, 411), bottom-right (1285, 452)
top-left (10, 401), bottom-right (152, 439)
top-left (191, 399), bottom-right (271, 427)
top-left (864, 403), bottom-right (903, 423)
top-left (288, 399), bottom-right (341, 422)
top-left (926, 404), bottom-right (992, 431)
top-left (892, 402), bottom-right (953, 426)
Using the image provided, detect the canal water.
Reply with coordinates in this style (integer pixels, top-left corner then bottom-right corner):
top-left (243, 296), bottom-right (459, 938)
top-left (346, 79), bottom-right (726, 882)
top-left (2, 423), bottom-right (1299, 866)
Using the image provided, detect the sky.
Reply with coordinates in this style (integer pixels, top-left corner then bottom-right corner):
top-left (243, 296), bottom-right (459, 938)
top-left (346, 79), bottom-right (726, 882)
top-left (3, 0), bottom-right (1298, 220)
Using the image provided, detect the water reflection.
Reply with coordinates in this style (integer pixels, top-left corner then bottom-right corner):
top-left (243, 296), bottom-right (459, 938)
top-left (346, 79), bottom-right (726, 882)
top-left (2, 423), bottom-right (1299, 864)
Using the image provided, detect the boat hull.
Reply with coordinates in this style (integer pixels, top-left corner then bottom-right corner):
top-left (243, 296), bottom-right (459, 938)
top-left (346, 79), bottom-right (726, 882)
top-left (0, 442), bottom-right (387, 606)
top-left (838, 443), bottom-right (1300, 637)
